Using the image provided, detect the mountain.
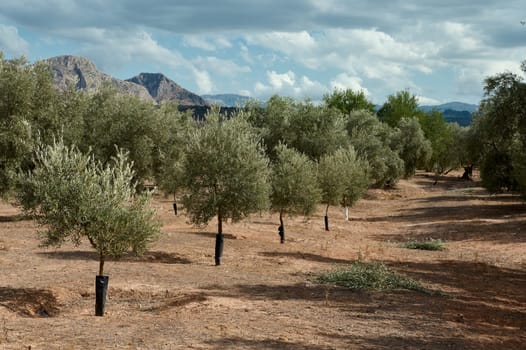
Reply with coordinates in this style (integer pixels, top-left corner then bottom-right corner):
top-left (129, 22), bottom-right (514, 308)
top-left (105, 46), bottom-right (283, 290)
top-left (441, 110), bottom-right (473, 127)
top-left (420, 101), bottom-right (478, 113)
top-left (127, 73), bottom-right (207, 106)
top-left (202, 94), bottom-right (254, 107)
top-left (42, 55), bottom-right (153, 101)
top-left (419, 101), bottom-right (478, 127)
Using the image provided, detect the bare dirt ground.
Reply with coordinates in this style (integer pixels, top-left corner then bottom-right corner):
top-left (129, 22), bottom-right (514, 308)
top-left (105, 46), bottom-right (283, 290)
top-left (0, 170), bottom-right (524, 349)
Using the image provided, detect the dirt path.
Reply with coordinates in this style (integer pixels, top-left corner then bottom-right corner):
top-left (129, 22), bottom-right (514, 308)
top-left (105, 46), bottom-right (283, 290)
top-left (0, 171), bottom-right (524, 349)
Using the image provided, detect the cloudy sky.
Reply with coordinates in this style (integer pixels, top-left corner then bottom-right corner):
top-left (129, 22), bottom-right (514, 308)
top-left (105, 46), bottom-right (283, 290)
top-left (1, 1), bottom-right (525, 105)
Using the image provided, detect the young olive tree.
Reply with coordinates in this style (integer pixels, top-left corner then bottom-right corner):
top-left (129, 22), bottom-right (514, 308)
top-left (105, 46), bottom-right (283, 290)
top-left (271, 144), bottom-right (321, 243)
top-left (181, 110), bottom-right (271, 265)
top-left (153, 104), bottom-right (195, 214)
top-left (17, 140), bottom-right (160, 315)
top-left (318, 147), bottom-right (369, 229)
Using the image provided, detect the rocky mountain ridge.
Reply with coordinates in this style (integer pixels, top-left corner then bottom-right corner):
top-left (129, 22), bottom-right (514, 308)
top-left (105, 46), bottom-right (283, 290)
top-left (41, 55), bottom-right (206, 106)
top-left (127, 73), bottom-right (207, 106)
top-left (43, 55), bottom-right (154, 102)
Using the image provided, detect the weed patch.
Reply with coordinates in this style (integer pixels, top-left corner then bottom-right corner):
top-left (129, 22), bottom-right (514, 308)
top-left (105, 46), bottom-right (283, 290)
top-left (316, 261), bottom-right (428, 293)
top-left (403, 238), bottom-right (445, 251)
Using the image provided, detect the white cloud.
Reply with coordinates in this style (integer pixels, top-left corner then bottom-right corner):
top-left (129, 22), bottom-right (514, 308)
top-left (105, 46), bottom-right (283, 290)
top-left (268, 70), bottom-right (295, 89)
top-left (417, 95), bottom-right (441, 105)
top-left (239, 44), bottom-right (254, 65)
top-left (0, 24), bottom-right (29, 56)
top-left (193, 56), bottom-right (250, 76)
top-left (246, 31), bottom-right (316, 56)
top-left (72, 29), bottom-right (188, 72)
top-left (192, 68), bottom-right (213, 94)
top-left (330, 74), bottom-right (369, 95)
top-left (254, 70), bottom-right (327, 100)
top-left (183, 35), bottom-right (232, 51)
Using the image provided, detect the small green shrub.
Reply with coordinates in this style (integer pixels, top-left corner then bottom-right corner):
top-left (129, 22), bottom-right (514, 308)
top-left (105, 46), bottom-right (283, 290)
top-left (403, 238), bottom-right (444, 251)
top-left (316, 261), bottom-right (426, 292)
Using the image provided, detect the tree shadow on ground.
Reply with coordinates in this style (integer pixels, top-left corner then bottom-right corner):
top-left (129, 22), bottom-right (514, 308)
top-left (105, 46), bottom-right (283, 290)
top-left (260, 251), bottom-right (350, 265)
top-left (0, 214), bottom-right (32, 222)
top-left (201, 259), bottom-right (525, 349)
top-left (412, 173), bottom-right (481, 191)
top-left (319, 332), bottom-right (521, 350)
top-left (184, 231), bottom-right (239, 239)
top-left (207, 337), bottom-right (330, 350)
top-left (0, 287), bottom-right (59, 317)
top-left (357, 202), bottom-right (525, 224)
top-left (388, 260), bottom-right (526, 305)
top-left (38, 250), bottom-right (192, 264)
top-left (375, 216), bottom-right (525, 243)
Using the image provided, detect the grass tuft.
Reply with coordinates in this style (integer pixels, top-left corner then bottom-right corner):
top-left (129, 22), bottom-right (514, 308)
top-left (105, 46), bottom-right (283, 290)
top-left (403, 238), bottom-right (445, 251)
top-left (316, 261), bottom-right (427, 293)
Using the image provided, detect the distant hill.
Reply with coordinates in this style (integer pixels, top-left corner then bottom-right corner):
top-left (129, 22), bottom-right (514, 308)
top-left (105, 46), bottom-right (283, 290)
top-left (127, 73), bottom-right (207, 106)
top-left (202, 94), bottom-right (254, 107)
top-left (42, 55), bottom-right (154, 102)
top-left (420, 101), bottom-right (478, 127)
top-left (420, 102), bottom-right (478, 113)
top-left (440, 109), bottom-right (472, 127)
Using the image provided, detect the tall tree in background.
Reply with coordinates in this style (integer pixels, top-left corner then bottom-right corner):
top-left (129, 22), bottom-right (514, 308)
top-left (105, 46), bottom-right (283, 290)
top-left (346, 110), bottom-right (404, 187)
top-left (394, 117), bottom-right (432, 178)
top-left (418, 110), bottom-right (466, 175)
top-left (323, 88), bottom-right (376, 115)
top-left (378, 90), bottom-right (421, 127)
top-left (271, 144), bottom-right (321, 243)
top-left (287, 101), bottom-right (349, 160)
top-left (79, 86), bottom-right (168, 186)
top-left (246, 96), bottom-right (349, 160)
top-left (182, 110), bottom-right (271, 265)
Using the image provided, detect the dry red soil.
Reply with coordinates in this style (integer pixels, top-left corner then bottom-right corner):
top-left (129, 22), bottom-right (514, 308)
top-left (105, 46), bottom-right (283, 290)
top-left (0, 171), bottom-right (524, 349)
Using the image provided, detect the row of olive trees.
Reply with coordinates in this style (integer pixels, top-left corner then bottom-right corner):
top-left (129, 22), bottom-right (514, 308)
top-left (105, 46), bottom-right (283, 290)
top-left (159, 108), bottom-right (371, 265)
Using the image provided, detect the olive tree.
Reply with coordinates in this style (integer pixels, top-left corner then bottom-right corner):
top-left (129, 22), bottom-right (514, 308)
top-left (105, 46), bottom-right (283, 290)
top-left (394, 117), bottom-right (432, 178)
top-left (153, 104), bottom-right (195, 214)
top-left (271, 144), bottom-right (321, 243)
top-left (318, 147), bottom-right (369, 230)
top-left (79, 86), bottom-right (167, 186)
top-left (181, 110), bottom-right (271, 265)
top-left (246, 96), bottom-right (349, 160)
top-left (0, 54), bottom-right (61, 195)
top-left (17, 140), bottom-right (160, 315)
top-left (347, 110), bottom-right (404, 187)
top-left (471, 60), bottom-right (526, 194)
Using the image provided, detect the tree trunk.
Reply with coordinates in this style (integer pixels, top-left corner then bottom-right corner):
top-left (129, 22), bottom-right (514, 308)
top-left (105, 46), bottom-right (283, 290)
top-left (344, 207), bottom-right (349, 221)
top-left (324, 204), bottom-right (330, 231)
top-left (461, 165), bottom-right (473, 180)
top-left (215, 209), bottom-right (224, 265)
top-left (99, 252), bottom-right (105, 276)
top-left (278, 210), bottom-right (285, 243)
